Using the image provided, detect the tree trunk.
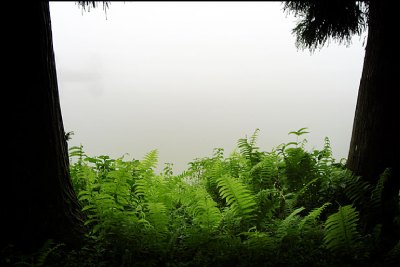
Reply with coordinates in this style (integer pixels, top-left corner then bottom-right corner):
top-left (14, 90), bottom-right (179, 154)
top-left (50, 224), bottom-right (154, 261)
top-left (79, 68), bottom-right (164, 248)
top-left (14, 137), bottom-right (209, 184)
top-left (3, 2), bottom-right (85, 251)
top-left (347, 0), bottom-right (399, 248)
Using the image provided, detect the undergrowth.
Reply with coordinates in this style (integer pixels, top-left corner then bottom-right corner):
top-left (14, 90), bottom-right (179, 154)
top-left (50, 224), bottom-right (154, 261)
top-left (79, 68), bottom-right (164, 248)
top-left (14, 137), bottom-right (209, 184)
top-left (2, 129), bottom-right (399, 266)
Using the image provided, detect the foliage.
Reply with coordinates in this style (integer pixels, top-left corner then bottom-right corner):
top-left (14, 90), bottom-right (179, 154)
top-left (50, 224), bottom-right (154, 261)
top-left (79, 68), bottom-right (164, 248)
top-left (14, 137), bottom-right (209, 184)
top-left (3, 129), bottom-right (398, 266)
top-left (216, 174), bottom-right (257, 226)
top-left (283, 1), bottom-right (368, 51)
top-left (324, 205), bottom-right (360, 254)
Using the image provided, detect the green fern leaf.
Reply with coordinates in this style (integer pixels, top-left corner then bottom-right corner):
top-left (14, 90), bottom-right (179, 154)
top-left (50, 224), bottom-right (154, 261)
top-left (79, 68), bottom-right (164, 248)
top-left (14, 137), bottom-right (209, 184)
top-left (324, 205), bottom-right (360, 253)
top-left (370, 168), bottom-right (390, 210)
top-left (216, 175), bottom-right (257, 221)
top-left (139, 150), bottom-right (158, 171)
top-left (299, 202), bottom-right (331, 230)
top-left (237, 138), bottom-right (252, 161)
top-left (36, 240), bottom-right (65, 267)
top-left (249, 128), bottom-right (260, 148)
top-left (192, 196), bottom-right (222, 230)
top-left (276, 207), bottom-right (305, 240)
top-left (147, 202), bottom-right (168, 232)
top-left (344, 176), bottom-right (372, 206)
top-left (134, 178), bottom-right (146, 200)
top-left (68, 145), bottom-right (86, 158)
top-left (250, 153), bottom-right (279, 189)
top-left (207, 159), bottom-right (224, 187)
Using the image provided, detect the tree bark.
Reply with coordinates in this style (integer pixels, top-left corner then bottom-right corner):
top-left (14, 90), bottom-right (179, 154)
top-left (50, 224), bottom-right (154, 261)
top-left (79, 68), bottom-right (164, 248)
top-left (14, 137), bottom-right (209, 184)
top-left (347, 0), bottom-right (399, 248)
top-left (3, 2), bottom-right (85, 251)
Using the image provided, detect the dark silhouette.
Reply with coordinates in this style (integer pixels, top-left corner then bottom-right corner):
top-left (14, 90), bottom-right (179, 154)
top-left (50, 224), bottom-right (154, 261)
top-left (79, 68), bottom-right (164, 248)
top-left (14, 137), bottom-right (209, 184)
top-left (3, 2), bottom-right (85, 251)
top-left (284, 0), bottom-right (399, 248)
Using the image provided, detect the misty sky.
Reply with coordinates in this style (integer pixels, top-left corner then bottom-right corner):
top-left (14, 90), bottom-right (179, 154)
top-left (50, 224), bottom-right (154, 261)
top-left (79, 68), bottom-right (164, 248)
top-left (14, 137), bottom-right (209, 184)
top-left (50, 2), bottom-right (366, 174)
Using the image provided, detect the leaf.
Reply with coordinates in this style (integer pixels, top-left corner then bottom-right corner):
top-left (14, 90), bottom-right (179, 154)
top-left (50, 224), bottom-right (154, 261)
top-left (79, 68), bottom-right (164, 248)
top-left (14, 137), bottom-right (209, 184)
top-left (288, 127), bottom-right (309, 136)
top-left (139, 150), bottom-right (158, 171)
top-left (324, 205), bottom-right (360, 253)
top-left (299, 202), bottom-right (331, 230)
top-left (276, 207), bottom-right (305, 240)
top-left (249, 128), bottom-right (260, 148)
top-left (192, 196), bottom-right (222, 230)
top-left (82, 204), bottom-right (96, 212)
top-left (147, 202), bottom-right (168, 232)
top-left (84, 157), bottom-right (101, 164)
top-left (370, 168), bottom-right (390, 210)
top-left (216, 175), bottom-right (257, 222)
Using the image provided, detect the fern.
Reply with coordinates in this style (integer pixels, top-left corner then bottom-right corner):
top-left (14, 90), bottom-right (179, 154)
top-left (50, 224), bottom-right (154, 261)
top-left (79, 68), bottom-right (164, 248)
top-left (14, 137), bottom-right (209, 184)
top-left (288, 127), bottom-right (309, 137)
top-left (288, 127), bottom-right (309, 149)
top-left (237, 138), bottom-right (252, 161)
top-left (146, 202), bottom-right (168, 232)
top-left (250, 153), bottom-right (279, 190)
top-left (192, 195), bottom-right (222, 230)
top-left (69, 145), bottom-right (86, 163)
top-left (299, 202), bottom-right (331, 231)
top-left (314, 137), bottom-right (335, 176)
top-left (249, 128), bottom-right (260, 148)
top-left (134, 179), bottom-right (150, 207)
top-left (139, 149), bottom-right (158, 172)
top-left (202, 159), bottom-right (226, 206)
top-left (242, 230), bottom-right (275, 251)
top-left (216, 175), bottom-right (257, 222)
top-left (324, 205), bottom-right (360, 254)
top-left (227, 150), bottom-right (245, 179)
top-left (209, 159), bottom-right (224, 183)
top-left (106, 161), bottom-right (132, 207)
top-left (62, 130), bottom-right (395, 266)
top-left (36, 240), bottom-right (65, 267)
top-left (255, 188), bottom-right (282, 223)
top-left (276, 207), bottom-right (305, 240)
top-left (370, 168), bottom-right (390, 210)
top-left (283, 146), bottom-right (316, 193)
top-left (237, 129), bottom-right (260, 167)
top-left (212, 147), bottom-right (225, 160)
top-left (344, 175), bottom-right (372, 208)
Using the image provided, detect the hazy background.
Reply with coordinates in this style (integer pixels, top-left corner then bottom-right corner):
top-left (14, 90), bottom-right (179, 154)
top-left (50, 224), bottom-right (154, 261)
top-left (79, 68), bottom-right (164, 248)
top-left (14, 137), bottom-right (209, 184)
top-left (50, 2), bottom-right (365, 174)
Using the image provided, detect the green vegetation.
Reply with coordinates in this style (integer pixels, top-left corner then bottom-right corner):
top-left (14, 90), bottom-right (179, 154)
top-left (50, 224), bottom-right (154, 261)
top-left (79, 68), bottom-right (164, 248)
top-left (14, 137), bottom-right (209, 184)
top-left (2, 129), bottom-right (399, 266)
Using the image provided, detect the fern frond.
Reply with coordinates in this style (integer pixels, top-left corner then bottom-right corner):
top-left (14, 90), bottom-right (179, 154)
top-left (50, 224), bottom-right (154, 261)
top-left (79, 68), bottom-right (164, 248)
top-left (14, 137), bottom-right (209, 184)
top-left (242, 230), bottom-right (275, 250)
top-left (192, 196), bottom-right (222, 230)
top-left (175, 169), bottom-right (193, 180)
top-left (237, 138), bottom-right (252, 161)
top-left (212, 147), bottom-right (224, 160)
top-left (227, 150), bottom-right (245, 178)
top-left (249, 128), bottom-right (260, 148)
top-left (324, 205), bottom-right (360, 253)
top-left (250, 153), bottom-right (279, 189)
top-left (344, 175), bottom-right (372, 207)
top-left (69, 145), bottom-right (86, 159)
top-left (276, 207), bottom-right (305, 240)
top-left (208, 159), bottom-right (224, 187)
top-left (139, 150), bottom-right (158, 171)
top-left (216, 175), bottom-right (257, 221)
top-left (299, 202), bottom-right (331, 230)
top-left (134, 178), bottom-right (146, 200)
top-left (36, 240), bottom-right (65, 267)
top-left (237, 130), bottom-right (261, 168)
top-left (370, 168), bottom-right (390, 210)
top-left (146, 202), bottom-right (168, 232)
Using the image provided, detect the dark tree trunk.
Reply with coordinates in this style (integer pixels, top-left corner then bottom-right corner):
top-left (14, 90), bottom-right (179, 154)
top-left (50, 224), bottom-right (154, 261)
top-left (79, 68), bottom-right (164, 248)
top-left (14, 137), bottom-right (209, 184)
top-left (3, 2), bottom-right (85, 251)
top-left (347, 0), bottom-right (399, 248)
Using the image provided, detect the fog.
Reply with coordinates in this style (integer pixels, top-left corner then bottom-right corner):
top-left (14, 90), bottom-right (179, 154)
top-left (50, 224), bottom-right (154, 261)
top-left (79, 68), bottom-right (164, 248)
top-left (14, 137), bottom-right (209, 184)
top-left (50, 2), bottom-right (365, 174)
